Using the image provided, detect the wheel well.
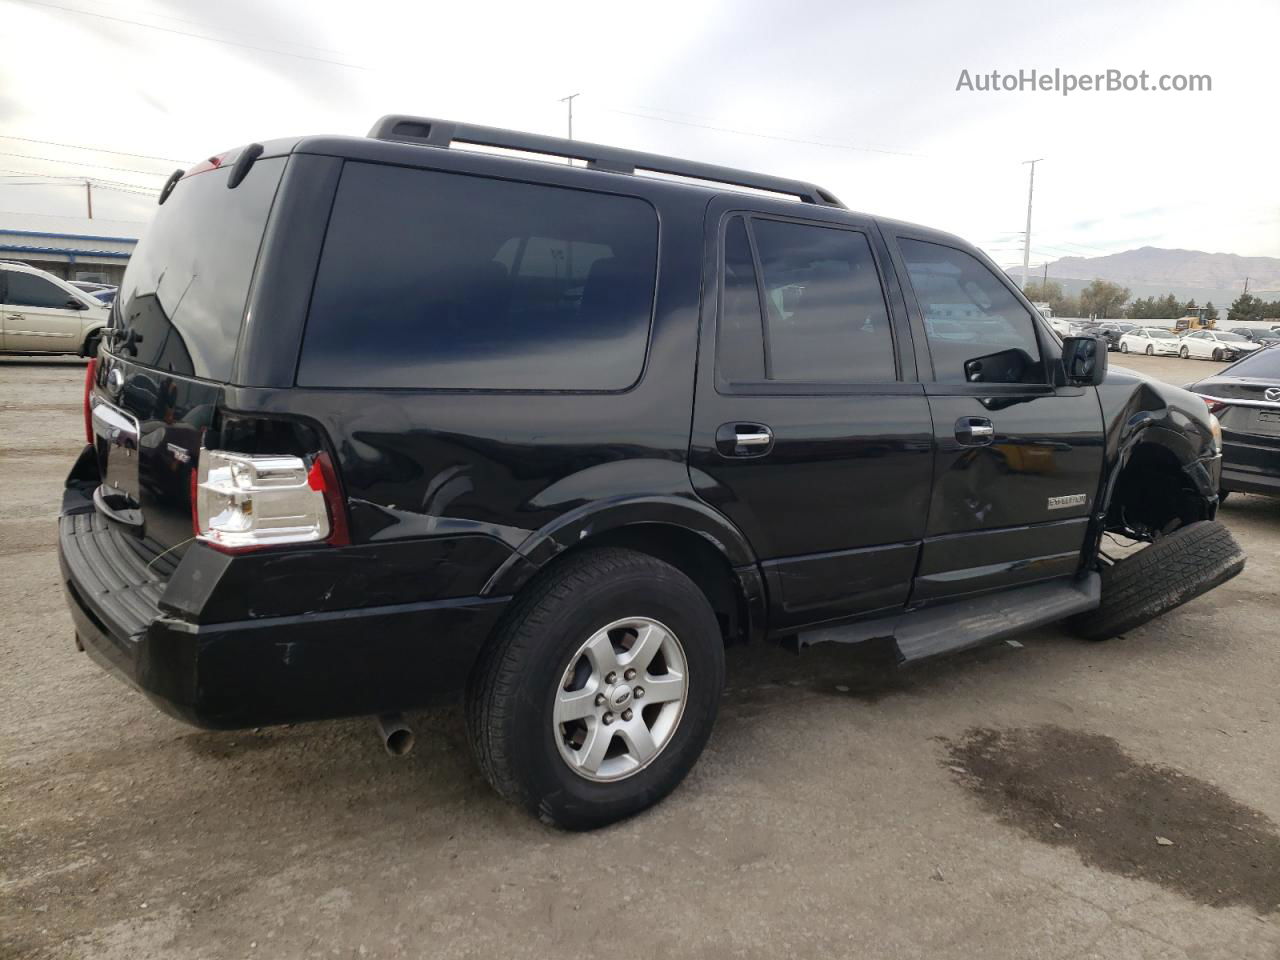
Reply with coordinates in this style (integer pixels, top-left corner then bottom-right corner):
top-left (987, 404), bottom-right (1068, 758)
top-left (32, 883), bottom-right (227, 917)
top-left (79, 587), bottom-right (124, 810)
top-left (1106, 443), bottom-right (1209, 539)
top-left (537, 524), bottom-right (751, 646)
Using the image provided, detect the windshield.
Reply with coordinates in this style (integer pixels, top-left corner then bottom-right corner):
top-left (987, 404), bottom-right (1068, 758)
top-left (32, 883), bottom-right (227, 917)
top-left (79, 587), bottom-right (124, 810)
top-left (1217, 332), bottom-right (1249, 342)
top-left (1147, 329), bottom-right (1177, 339)
top-left (112, 157), bottom-right (286, 381)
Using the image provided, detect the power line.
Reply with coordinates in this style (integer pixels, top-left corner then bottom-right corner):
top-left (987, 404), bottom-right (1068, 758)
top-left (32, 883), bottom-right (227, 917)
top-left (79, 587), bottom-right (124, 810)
top-left (0, 149), bottom-right (173, 178)
top-left (68, 0), bottom-right (353, 57)
top-left (13, 0), bottom-right (370, 70)
top-left (0, 167), bottom-right (159, 192)
top-left (0, 134), bottom-right (192, 165)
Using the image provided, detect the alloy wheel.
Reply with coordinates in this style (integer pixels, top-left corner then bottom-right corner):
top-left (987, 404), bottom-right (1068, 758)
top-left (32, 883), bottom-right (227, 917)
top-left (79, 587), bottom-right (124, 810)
top-left (553, 617), bottom-right (688, 782)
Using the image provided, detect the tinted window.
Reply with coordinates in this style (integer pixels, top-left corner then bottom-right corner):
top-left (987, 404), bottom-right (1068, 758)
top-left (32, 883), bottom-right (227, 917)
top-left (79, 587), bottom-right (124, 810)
top-left (114, 157), bottom-right (286, 381)
top-left (5, 271), bottom-right (73, 309)
top-left (299, 164), bottom-right (658, 391)
top-left (717, 217), bottom-right (765, 382)
top-left (752, 219), bottom-right (895, 382)
top-left (899, 238), bottom-right (1043, 383)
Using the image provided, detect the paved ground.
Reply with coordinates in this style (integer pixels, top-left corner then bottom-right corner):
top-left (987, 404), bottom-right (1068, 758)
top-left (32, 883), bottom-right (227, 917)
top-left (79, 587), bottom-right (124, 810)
top-left (3, 353), bottom-right (1278, 960)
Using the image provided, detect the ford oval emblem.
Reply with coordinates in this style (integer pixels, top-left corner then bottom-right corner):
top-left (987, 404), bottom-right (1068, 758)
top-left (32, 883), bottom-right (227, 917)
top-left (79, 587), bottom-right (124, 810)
top-left (106, 367), bottom-right (124, 396)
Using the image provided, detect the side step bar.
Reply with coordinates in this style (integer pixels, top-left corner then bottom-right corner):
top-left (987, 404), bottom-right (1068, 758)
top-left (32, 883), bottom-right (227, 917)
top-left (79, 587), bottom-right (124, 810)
top-left (797, 573), bottom-right (1101, 663)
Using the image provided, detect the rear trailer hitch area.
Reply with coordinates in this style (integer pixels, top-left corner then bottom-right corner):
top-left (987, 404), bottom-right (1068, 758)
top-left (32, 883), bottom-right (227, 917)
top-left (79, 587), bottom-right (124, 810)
top-left (375, 712), bottom-right (415, 757)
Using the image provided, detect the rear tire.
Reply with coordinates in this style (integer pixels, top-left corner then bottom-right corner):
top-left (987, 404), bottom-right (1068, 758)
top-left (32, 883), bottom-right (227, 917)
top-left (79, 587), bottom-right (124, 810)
top-left (1069, 521), bottom-right (1245, 642)
top-left (466, 547), bottom-right (724, 830)
top-left (1145, 344), bottom-right (1154, 355)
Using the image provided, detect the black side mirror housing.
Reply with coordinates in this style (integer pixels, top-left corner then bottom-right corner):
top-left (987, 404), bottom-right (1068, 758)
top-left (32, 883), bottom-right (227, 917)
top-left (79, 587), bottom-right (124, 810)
top-left (64, 298), bottom-right (87, 311)
top-left (963, 348), bottom-right (1036, 384)
top-left (1060, 335), bottom-right (1107, 386)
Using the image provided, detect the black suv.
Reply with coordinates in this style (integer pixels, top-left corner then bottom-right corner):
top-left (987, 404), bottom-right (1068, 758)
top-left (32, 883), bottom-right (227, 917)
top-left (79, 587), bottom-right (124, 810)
top-left (61, 117), bottom-right (1244, 829)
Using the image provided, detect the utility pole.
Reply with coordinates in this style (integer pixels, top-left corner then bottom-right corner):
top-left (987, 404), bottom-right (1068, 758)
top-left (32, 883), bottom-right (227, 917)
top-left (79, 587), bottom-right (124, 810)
top-left (1042, 261), bottom-right (1049, 291)
top-left (1020, 158), bottom-right (1044, 291)
top-left (559, 93), bottom-right (579, 164)
top-left (85, 180), bottom-right (93, 219)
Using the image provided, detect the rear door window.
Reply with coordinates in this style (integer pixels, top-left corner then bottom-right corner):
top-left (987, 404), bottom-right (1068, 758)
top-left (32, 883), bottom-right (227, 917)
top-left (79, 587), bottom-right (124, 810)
top-left (114, 157), bottom-right (286, 381)
top-left (298, 164), bottom-right (659, 391)
top-left (715, 216), bottom-right (897, 384)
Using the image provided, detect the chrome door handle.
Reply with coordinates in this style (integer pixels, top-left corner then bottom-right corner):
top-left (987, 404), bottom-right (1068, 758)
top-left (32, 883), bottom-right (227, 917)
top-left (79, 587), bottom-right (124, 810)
top-left (955, 416), bottom-right (995, 445)
top-left (715, 422), bottom-right (774, 457)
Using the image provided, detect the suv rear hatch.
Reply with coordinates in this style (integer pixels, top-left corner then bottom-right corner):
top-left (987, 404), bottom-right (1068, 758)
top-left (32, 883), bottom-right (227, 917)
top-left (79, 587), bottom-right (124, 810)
top-left (90, 152), bottom-right (287, 555)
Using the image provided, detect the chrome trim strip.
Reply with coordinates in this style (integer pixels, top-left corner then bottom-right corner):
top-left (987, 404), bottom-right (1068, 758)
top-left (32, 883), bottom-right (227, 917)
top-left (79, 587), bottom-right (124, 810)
top-left (1200, 394), bottom-right (1280, 411)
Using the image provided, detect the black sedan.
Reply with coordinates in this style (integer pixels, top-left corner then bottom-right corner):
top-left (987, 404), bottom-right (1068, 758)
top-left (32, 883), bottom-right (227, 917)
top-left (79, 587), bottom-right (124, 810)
top-left (1186, 346), bottom-right (1280, 499)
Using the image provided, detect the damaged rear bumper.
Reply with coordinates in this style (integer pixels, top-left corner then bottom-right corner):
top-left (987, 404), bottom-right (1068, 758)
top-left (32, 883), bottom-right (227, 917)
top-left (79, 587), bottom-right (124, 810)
top-left (59, 482), bottom-right (507, 729)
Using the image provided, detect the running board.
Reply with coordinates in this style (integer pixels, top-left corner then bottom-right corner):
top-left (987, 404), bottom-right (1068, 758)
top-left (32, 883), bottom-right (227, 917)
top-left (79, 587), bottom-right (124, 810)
top-left (797, 573), bottom-right (1101, 663)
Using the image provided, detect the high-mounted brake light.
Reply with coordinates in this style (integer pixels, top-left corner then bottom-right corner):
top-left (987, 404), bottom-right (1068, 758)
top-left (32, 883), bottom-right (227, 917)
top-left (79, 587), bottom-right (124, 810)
top-left (83, 357), bottom-right (97, 444)
top-left (193, 449), bottom-right (349, 551)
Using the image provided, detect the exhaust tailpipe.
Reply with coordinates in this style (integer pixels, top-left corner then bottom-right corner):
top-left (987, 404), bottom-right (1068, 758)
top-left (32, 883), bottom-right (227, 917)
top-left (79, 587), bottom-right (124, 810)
top-left (375, 712), bottom-right (414, 757)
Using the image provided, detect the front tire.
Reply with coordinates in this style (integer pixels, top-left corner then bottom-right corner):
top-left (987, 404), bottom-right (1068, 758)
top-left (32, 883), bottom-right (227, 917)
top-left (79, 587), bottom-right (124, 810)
top-left (1212, 348), bottom-right (1223, 361)
top-left (81, 330), bottom-right (101, 359)
top-left (466, 548), bottom-right (725, 830)
top-left (1179, 345), bottom-right (1190, 358)
top-left (1120, 342), bottom-right (1129, 353)
top-left (1069, 521), bottom-right (1245, 642)
top-left (1145, 344), bottom-right (1154, 355)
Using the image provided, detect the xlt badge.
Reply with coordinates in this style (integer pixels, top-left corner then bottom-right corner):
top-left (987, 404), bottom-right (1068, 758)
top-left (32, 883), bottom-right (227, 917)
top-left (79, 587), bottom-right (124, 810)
top-left (1048, 494), bottom-right (1087, 510)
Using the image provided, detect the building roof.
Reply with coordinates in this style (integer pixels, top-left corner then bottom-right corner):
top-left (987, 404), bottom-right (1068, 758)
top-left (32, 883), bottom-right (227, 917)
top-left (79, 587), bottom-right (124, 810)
top-left (0, 213), bottom-right (141, 265)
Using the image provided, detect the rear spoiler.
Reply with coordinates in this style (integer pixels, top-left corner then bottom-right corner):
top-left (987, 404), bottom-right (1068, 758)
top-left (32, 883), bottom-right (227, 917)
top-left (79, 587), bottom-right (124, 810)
top-left (158, 142), bottom-right (265, 204)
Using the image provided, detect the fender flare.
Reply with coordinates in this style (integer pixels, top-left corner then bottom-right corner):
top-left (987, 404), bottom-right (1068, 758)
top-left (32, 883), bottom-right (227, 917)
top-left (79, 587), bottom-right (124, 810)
top-left (482, 494), bottom-right (758, 598)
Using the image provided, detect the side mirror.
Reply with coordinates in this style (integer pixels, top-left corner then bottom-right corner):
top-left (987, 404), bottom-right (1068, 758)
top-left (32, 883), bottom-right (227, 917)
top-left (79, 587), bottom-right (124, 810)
top-left (963, 348), bottom-right (1035, 384)
top-left (1060, 335), bottom-right (1107, 386)
top-left (64, 298), bottom-right (87, 310)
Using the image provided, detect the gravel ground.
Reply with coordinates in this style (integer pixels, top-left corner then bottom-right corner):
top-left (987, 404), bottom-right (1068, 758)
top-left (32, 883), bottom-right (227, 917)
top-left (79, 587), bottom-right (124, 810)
top-left (3, 352), bottom-right (1278, 960)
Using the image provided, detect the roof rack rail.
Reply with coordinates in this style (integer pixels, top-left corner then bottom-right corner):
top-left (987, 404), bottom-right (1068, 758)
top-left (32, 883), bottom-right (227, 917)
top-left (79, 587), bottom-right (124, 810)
top-left (367, 115), bottom-right (845, 208)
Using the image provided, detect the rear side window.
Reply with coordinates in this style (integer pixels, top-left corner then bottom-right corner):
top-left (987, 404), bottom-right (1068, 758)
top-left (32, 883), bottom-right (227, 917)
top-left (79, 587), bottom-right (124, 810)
top-left (114, 157), bottom-right (286, 381)
top-left (716, 217), bottom-right (896, 384)
top-left (900, 238), bottom-right (1043, 383)
top-left (298, 164), bottom-right (659, 391)
top-left (4, 271), bottom-right (74, 309)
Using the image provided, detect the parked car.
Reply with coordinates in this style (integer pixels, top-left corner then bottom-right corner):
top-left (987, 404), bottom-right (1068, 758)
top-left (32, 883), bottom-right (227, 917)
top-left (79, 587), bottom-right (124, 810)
top-left (1178, 329), bottom-right (1261, 361)
top-left (1186, 347), bottom-right (1280, 499)
top-left (70, 280), bottom-right (112, 294)
top-left (1228, 326), bottom-right (1280, 346)
top-left (1095, 321), bottom-right (1135, 351)
top-left (1118, 326), bottom-right (1181, 356)
top-left (59, 117), bottom-right (1244, 829)
top-left (1, 262), bottom-right (110, 355)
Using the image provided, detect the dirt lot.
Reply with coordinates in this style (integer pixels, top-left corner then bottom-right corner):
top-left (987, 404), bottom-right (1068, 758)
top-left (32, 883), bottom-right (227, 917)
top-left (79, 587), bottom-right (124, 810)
top-left (3, 352), bottom-right (1278, 960)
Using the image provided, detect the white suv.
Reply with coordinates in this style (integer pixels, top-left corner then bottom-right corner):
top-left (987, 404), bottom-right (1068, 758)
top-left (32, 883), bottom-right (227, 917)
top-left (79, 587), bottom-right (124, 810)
top-left (1, 262), bottom-right (110, 356)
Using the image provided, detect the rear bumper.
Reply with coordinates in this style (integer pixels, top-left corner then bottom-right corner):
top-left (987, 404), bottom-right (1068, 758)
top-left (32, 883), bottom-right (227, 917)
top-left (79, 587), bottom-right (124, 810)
top-left (59, 482), bottom-right (508, 729)
top-left (1220, 434), bottom-right (1280, 497)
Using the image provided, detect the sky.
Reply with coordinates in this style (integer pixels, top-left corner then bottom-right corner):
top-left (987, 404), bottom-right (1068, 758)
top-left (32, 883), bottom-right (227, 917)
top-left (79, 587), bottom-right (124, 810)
top-left (1, 0), bottom-right (1277, 271)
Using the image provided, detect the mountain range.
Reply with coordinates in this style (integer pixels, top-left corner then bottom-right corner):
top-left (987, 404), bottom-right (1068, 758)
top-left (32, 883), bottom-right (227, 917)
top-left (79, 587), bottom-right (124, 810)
top-left (1003, 246), bottom-right (1280, 305)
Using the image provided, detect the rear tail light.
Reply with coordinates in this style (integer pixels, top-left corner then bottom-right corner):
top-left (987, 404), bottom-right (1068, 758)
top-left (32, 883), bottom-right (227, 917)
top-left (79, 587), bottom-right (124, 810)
top-left (193, 448), bottom-right (349, 551)
top-left (83, 357), bottom-right (97, 444)
top-left (1203, 398), bottom-right (1229, 416)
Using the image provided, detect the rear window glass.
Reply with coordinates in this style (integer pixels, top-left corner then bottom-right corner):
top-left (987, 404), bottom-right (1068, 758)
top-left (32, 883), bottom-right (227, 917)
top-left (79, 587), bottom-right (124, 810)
top-left (113, 157), bottom-right (286, 381)
top-left (1223, 347), bottom-right (1280, 378)
top-left (298, 163), bottom-right (659, 391)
